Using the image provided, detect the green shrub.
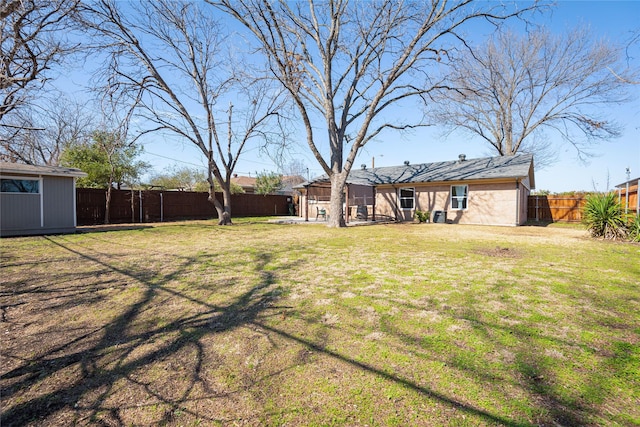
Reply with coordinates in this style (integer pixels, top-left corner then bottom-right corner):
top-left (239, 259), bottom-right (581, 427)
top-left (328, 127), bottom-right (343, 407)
top-left (627, 214), bottom-right (640, 242)
top-left (414, 210), bottom-right (431, 223)
top-left (582, 193), bottom-right (627, 240)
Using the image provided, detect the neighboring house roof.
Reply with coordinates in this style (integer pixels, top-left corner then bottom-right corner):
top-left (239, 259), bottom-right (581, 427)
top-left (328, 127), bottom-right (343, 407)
top-left (301, 154), bottom-right (535, 189)
top-left (231, 175), bottom-right (257, 188)
top-left (0, 162), bottom-right (87, 178)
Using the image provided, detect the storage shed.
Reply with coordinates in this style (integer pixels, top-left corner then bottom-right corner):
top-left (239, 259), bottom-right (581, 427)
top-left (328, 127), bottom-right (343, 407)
top-left (1, 162), bottom-right (87, 237)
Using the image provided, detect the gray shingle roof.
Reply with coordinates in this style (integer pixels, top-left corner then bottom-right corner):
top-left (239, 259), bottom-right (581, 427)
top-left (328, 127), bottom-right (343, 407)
top-left (304, 153), bottom-right (534, 188)
top-left (0, 162), bottom-right (87, 178)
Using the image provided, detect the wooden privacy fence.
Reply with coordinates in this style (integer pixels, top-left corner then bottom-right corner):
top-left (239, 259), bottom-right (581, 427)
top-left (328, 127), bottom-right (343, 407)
top-left (528, 196), bottom-right (586, 223)
top-left (77, 188), bottom-right (291, 225)
top-left (528, 187), bottom-right (638, 223)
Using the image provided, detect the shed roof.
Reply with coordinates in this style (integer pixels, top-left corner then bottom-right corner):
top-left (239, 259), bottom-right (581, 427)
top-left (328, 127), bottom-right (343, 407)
top-left (301, 153), bottom-right (535, 188)
top-left (0, 162), bottom-right (87, 178)
top-left (615, 177), bottom-right (640, 188)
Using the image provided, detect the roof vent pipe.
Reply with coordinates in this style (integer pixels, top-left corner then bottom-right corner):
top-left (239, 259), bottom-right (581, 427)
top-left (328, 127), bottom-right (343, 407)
top-left (361, 164), bottom-right (367, 170)
top-left (404, 160), bottom-right (410, 166)
top-left (458, 154), bottom-right (466, 162)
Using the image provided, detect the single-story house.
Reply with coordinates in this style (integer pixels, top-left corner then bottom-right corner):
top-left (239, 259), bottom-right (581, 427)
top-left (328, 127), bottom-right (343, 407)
top-left (297, 153), bottom-right (535, 226)
top-left (1, 162), bottom-right (87, 237)
top-left (230, 174), bottom-right (258, 193)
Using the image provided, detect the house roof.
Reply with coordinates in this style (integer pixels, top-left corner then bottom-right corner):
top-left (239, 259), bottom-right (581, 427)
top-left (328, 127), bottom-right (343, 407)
top-left (302, 153), bottom-right (535, 188)
top-left (230, 175), bottom-right (257, 188)
top-left (0, 162), bottom-right (87, 178)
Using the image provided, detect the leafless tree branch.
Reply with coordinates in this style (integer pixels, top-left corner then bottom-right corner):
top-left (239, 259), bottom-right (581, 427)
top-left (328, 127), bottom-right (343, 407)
top-left (78, 0), bottom-right (289, 224)
top-left (0, 0), bottom-right (80, 125)
top-left (430, 27), bottom-right (634, 168)
top-left (212, 0), bottom-right (539, 226)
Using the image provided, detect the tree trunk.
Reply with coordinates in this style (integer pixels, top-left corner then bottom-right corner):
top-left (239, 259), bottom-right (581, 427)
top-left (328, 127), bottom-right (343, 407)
top-left (207, 182), bottom-right (233, 226)
top-left (105, 185), bottom-right (112, 225)
top-left (219, 185), bottom-right (233, 225)
top-left (327, 175), bottom-right (347, 228)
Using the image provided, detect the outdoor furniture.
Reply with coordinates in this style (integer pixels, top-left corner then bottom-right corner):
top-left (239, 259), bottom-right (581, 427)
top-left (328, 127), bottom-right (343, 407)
top-left (316, 207), bottom-right (327, 221)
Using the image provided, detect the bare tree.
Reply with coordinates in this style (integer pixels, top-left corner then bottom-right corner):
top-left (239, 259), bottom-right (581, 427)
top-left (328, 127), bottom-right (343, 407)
top-left (430, 27), bottom-right (634, 167)
top-left (281, 159), bottom-right (308, 179)
top-left (0, 96), bottom-right (93, 165)
top-left (213, 0), bottom-right (536, 227)
top-left (612, 27), bottom-right (640, 84)
top-left (0, 0), bottom-right (80, 126)
top-left (78, 0), bottom-right (287, 224)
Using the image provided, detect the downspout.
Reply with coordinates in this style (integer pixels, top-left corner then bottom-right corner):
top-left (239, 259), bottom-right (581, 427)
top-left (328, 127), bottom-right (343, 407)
top-left (515, 179), bottom-right (520, 226)
top-left (304, 184), bottom-right (309, 222)
top-left (160, 191), bottom-right (164, 222)
top-left (345, 184), bottom-right (350, 224)
top-left (139, 190), bottom-right (143, 223)
top-left (372, 185), bottom-right (376, 222)
top-left (39, 175), bottom-right (44, 228)
top-left (73, 177), bottom-right (77, 228)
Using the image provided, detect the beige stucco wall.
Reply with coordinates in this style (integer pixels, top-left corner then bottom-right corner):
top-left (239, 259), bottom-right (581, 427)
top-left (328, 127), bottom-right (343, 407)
top-left (376, 180), bottom-right (527, 226)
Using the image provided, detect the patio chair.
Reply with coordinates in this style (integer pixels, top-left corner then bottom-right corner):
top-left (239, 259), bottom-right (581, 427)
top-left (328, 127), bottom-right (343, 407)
top-left (316, 207), bottom-right (327, 221)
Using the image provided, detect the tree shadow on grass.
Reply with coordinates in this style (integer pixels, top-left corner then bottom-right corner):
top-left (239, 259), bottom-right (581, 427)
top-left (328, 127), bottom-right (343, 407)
top-left (262, 286), bottom-right (625, 426)
top-left (4, 231), bottom-right (629, 426)
top-left (1, 237), bottom-right (290, 426)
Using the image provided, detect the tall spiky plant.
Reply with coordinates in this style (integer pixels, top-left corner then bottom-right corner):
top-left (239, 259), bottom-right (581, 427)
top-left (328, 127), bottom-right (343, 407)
top-left (582, 193), bottom-right (627, 240)
top-left (627, 214), bottom-right (640, 242)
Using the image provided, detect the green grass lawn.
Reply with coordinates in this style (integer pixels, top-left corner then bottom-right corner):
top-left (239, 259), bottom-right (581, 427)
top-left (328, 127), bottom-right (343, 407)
top-left (1, 220), bottom-right (639, 426)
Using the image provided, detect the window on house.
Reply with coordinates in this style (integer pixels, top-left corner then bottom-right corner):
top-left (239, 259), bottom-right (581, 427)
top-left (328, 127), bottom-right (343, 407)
top-left (451, 185), bottom-right (468, 210)
top-left (399, 187), bottom-right (414, 209)
top-left (1, 178), bottom-right (40, 194)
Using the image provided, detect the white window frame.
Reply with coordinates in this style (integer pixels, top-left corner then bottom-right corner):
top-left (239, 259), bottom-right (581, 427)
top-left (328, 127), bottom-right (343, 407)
top-left (398, 187), bottom-right (415, 210)
top-left (0, 176), bottom-right (41, 194)
top-left (450, 185), bottom-right (468, 210)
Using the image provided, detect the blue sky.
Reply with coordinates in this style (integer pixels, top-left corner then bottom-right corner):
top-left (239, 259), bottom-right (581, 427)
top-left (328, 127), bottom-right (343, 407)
top-left (53, 1), bottom-right (639, 192)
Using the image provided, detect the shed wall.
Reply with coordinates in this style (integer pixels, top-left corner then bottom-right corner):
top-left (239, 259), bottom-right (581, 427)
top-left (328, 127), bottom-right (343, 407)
top-left (1, 193), bottom-right (41, 232)
top-left (1, 173), bottom-right (78, 236)
top-left (43, 176), bottom-right (76, 229)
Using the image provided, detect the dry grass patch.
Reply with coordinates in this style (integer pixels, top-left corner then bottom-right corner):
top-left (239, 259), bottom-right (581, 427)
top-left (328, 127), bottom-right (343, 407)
top-left (1, 220), bottom-right (639, 426)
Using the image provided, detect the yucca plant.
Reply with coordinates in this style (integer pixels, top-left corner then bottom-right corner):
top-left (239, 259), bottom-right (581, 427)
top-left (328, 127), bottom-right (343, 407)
top-left (627, 213), bottom-right (640, 242)
top-left (582, 192), bottom-right (627, 240)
